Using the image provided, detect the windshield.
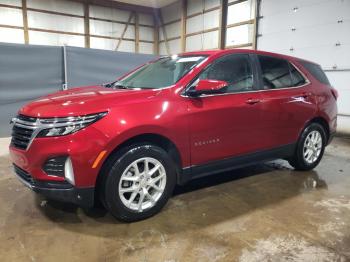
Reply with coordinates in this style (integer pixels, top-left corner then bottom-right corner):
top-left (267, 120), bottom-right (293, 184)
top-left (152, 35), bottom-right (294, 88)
top-left (109, 55), bottom-right (207, 89)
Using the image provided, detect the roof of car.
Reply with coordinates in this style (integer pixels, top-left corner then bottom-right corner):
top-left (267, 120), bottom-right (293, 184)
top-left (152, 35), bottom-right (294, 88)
top-left (178, 49), bottom-right (317, 65)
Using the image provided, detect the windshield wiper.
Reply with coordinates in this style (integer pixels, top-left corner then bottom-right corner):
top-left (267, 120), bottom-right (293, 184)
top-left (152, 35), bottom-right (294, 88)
top-left (103, 81), bottom-right (129, 89)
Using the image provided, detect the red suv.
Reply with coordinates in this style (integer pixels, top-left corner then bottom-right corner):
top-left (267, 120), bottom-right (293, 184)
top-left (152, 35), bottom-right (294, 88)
top-left (9, 49), bottom-right (337, 221)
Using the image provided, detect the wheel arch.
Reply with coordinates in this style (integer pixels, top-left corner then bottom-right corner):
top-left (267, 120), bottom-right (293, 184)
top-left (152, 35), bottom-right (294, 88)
top-left (95, 133), bottom-right (183, 197)
top-left (306, 116), bottom-right (330, 142)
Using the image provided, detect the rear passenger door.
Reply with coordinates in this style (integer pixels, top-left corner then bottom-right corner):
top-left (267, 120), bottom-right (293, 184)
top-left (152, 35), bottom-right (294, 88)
top-left (256, 55), bottom-right (316, 148)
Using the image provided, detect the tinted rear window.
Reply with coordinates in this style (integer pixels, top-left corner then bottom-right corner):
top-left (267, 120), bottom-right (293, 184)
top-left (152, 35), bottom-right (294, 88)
top-left (258, 55), bottom-right (306, 89)
top-left (258, 56), bottom-right (292, 89)
top-left (300, 61), bottom-right (330, 85)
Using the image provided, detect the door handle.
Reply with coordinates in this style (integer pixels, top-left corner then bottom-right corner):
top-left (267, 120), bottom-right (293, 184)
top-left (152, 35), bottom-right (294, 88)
top-left (299, 92), bottom-right (312, 99)
top-left (245, 98), bottom-right (261, 105)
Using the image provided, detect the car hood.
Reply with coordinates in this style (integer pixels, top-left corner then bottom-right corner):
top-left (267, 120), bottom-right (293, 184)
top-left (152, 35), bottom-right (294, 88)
top-left (19, 85), bottom-right (162, 117)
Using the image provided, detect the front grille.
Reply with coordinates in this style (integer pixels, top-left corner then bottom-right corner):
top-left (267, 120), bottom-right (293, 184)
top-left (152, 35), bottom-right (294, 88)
top-left (43, 156), bottom-right (67, 177)
top-left (13, 164), bottom-right (34, 184)
top-left (17, 114), bottom-right (37, 123)
top-left (11, 114), bottom-right (37, 150)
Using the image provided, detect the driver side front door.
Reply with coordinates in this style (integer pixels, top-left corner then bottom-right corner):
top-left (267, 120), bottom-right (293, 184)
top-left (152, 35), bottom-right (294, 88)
top-left (186, 54), bottom-right (264, 167)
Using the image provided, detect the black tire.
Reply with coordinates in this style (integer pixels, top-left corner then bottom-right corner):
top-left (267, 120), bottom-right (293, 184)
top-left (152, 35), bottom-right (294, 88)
top-left (288, 123), bottom-right (327, 171)
top-left (100, 144), bottom-right (176, 222)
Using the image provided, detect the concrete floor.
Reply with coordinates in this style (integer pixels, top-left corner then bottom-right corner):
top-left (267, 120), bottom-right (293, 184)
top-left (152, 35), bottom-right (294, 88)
top-left (0, 137), bottom-right (349, 262)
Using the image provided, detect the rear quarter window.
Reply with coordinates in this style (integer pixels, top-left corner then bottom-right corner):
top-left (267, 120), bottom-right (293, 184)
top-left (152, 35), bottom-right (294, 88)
top-left (300, 61), bottom-right (330, 85)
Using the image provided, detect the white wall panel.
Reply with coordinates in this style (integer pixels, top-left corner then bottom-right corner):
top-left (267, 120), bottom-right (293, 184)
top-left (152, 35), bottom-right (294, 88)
top-left (227, 0), bottom-right (255, 25)
top-left (154, 40), bottom-right (178, 55)
top-left (29, 30), bottom-right (84, 47)
top-left (89, 5), bottom-right (132, 22)
top-left (90, 38), bottom-right (135, 52)
top-left (294, 23), bottom-right (349, 50)
top-left (139, 26), bottom-right (154, 41)
top-left (0, 7), bottom-right (23, 26)
top-left (168, 38), bottom-right (181, 54)
top-left (90, 20), bottom-right (122, 37)
top-left (159, 42), bottom-right (167, 55)
top-left (28, 11), bottom-right (84, 33)
top-left (161, 1), bottom-right (181, 23)
top-left (260, 0), bottom-right (350, 35)
top-left (294, 1), bottom-right (350, 25)
top-left (0, 27), bottom-right (24, 43)
top-left (203, 30), bottom-right (219, 49)
top-left (124, 25), bottom-right (135, 39)
top-left (89, 20), bottom-right (135, 39)
top-left (329, 66), bottom-right (350, 133)
top-left (226, 24), bottom-right (253, 46)
top-left (165, 21), bottom-right (181, 39)
top-left (139, 42), bottom-right (154, 54)
top-left (159, 28), bottom-right (165, 41)
top-left (187, 0), bottom-right (219, 15)
top-left (187, 0), bottom-right (202, 16)
top-left (186, 31), bottom-right (219, 51)
top-left (260, 0), bottom-right (338, 17)
top-left (203, 9), bottom-right (220, 29)
top-left (119, 40), bottom-right (135, 52)
top-left (90, 37), bottom-right (116, 50)
top-left (186, 15), bottom-right (203, 34)
top-left (27, 0), bottom-right (83, 16)
top-left (186, 34), bottom-right (202, 51)
top-left (337, 115), bottom-right (350, 134)
top-left (186, 10), bottom-right (219, 34)
top-left (326, 71), bottom-right (350, 115)
top-left (139, 13), bottom-right (154, 26)
top-left (204, 0), bottom-right (220, 10)
top-left (0, 0), bottom-right (21, 6)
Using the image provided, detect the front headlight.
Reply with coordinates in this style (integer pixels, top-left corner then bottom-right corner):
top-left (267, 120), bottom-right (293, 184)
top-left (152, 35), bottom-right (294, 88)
top-left (37, 112), bottom-right (107, 137)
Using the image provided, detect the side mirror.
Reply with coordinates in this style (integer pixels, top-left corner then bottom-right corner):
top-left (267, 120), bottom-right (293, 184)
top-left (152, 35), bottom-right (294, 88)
top-left (187, 79), bottom-right (228, 97)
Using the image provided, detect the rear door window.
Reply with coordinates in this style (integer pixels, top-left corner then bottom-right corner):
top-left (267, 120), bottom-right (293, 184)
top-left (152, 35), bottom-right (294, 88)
top-left (258, 55), bottom-right (306, 89)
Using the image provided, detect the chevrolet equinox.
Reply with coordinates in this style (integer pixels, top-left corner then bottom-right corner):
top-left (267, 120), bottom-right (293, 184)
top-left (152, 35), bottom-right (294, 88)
top-left (10, 49), bottom-right (338, 222)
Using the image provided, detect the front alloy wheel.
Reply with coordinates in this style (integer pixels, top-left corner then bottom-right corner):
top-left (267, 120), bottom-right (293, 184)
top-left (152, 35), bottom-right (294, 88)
top-left (102, 144), bottom-right (176, 222)
top-left (119, 157), bottom-right (167, 212)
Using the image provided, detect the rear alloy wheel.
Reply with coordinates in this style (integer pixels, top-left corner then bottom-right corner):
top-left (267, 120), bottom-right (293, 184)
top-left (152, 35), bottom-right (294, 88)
top-left (102, 144), bottom-right (176, 222)
top-left (303, 130), bottom-right (323, 164)
top-left (288, 123), bottom-right (326, 171)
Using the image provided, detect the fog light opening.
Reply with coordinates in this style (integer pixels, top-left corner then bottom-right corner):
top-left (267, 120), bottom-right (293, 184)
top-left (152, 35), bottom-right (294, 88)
top-left (64, 157), bottom-right (75, 185)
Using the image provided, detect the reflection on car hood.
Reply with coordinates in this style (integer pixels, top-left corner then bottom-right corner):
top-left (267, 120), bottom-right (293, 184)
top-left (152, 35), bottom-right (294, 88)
top-left (19, 85), bottom-right (161, 117)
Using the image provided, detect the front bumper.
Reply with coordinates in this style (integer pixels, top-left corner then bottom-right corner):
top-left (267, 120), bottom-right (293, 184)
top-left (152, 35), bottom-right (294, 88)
top-left (14, 164), bottom-right (94, 207)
